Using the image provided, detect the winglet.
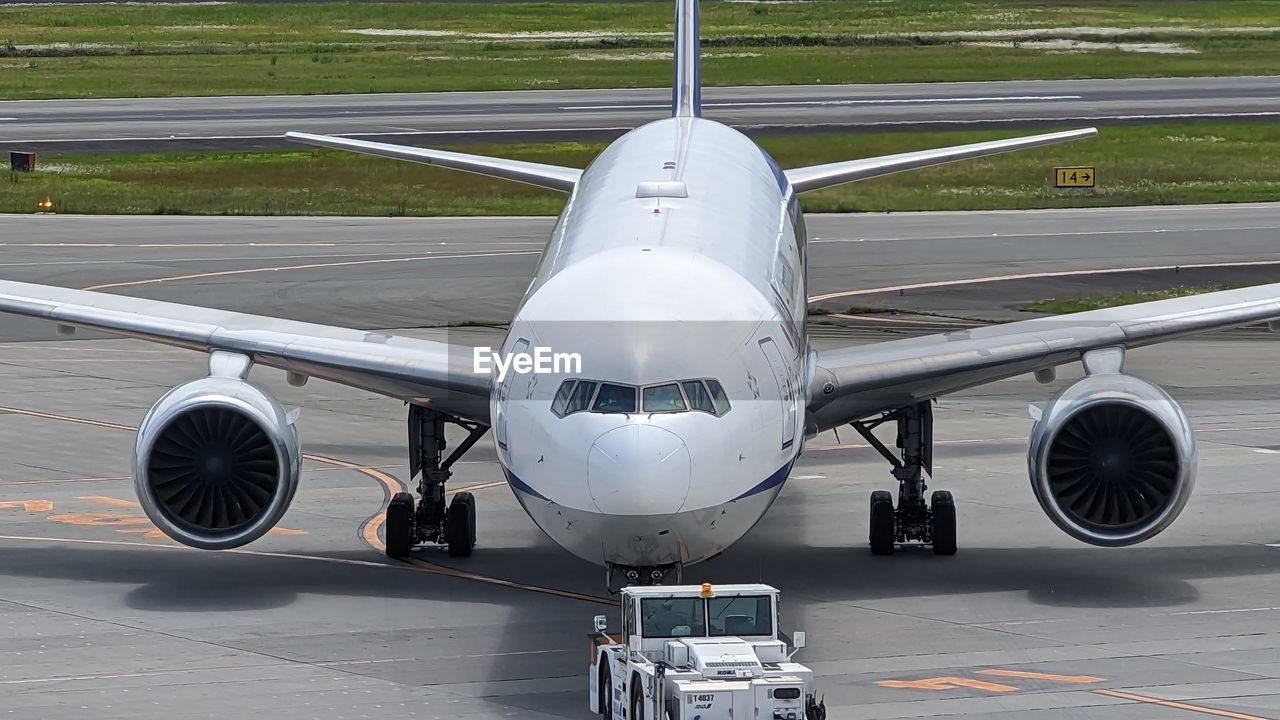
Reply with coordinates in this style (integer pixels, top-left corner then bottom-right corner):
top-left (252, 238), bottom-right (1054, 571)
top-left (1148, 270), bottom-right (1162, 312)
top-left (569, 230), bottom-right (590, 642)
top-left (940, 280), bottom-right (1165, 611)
top-left (673, 0), bottom-right (701, 117)
top-left (785, 127), bottom-right (1097, 194)
top-left (285, 131), bottom-right (581, 193)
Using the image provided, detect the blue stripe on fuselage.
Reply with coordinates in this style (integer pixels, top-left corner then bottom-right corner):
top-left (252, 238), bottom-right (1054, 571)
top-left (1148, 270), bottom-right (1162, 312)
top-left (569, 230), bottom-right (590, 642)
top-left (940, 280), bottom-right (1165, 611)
top-left (500, 464), bottom-right (550, 501)
top-left (732, 459), bottom-right (795, 501)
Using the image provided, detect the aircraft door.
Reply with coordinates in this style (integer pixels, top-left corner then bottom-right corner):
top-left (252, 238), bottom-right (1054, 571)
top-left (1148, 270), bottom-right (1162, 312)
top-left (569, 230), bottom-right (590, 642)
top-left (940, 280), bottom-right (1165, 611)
top-left (495, 338), bottom-right (529, 452)
top-left (758, 337), bottom-right (796, 450)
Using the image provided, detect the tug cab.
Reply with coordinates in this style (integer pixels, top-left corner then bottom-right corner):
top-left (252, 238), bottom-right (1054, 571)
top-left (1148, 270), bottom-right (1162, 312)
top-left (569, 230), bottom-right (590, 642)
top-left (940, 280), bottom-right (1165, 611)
top-left (589, 583), bottom-right (825, 720)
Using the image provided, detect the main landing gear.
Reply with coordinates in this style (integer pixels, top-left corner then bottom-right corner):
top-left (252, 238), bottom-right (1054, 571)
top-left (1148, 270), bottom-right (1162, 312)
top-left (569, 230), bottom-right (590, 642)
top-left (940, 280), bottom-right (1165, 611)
top-left (385, 406), bottom-right (487, 559)
top-left (851, 400), bottom-right (957, 556)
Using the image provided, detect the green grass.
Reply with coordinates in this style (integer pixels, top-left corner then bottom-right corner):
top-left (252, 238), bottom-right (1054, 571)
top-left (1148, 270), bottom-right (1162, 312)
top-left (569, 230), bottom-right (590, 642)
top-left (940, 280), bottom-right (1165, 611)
top-left (1020, 284), bottom-right (1235, 313)
top-left (1, 1), bottom-right (1279, 98)
top-left (7, 122), bottom-right (1280, 216)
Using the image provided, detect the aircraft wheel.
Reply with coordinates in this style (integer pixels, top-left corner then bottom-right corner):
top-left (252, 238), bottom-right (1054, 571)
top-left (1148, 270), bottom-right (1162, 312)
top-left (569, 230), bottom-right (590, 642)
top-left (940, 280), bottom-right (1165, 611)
top-left (931, 490), bottom-right (957, 556)
top-left (869, 489), bottom-right (895, 555)
top-left (446, 491), bottom-right (476, 557)
top-left (385, 491), bottom-right (415, 559)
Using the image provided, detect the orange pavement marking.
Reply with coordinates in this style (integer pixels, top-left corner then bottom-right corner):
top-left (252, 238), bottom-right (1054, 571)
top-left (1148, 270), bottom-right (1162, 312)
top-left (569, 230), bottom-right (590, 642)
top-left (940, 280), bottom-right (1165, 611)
top-left (77, 495), bottom-right (139, 508)
top-left (0, 500), bottom-right (53, 512)
top-left (1, 405), bottom-right (606, 605)
top-left (979, 669), bottom-right (1104, 683)
top-left (1092, 689), bottom-right (1270, 720)
top-left (48, 512), bottom-right (150, 527)
top-left (876, 677), bottom-right (1018, 693)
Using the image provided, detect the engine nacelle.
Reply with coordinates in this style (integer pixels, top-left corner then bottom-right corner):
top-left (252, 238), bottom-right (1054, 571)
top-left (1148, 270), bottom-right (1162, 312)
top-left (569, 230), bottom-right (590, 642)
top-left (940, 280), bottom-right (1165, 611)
top-left (133, 377), bottom-right (301, 550)
top-left (1028, 373), bottom-right (1196, 547)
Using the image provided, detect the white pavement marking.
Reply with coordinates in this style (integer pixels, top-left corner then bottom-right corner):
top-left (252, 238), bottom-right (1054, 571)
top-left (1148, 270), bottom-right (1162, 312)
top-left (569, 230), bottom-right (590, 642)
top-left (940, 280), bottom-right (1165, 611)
top-left (809, 225), bottom-right (1280, 244)
top-left (560, 95), bottom-right (1083, 110)
top-left (809, 258), bottom-right (1280, 303)
top-left (0, 126), bottom-right (634, 144)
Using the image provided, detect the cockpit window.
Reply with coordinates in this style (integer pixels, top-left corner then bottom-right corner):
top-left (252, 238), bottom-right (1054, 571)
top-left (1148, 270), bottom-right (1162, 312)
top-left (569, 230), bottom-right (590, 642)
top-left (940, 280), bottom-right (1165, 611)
top-left (552, 380), bottom-right (576, 416)
top-left (566, 381), bottom-right (597, 414)
top-left (643, 383), bottom-right (687, 413)
top-left (682, 380), bottom-right (715, 414)
top-left (705, 379), bottom-right (731, 415)
top-left (552, 378), bottom-right (730, 417)
top-left (592, 383), bottom-right (637, 413)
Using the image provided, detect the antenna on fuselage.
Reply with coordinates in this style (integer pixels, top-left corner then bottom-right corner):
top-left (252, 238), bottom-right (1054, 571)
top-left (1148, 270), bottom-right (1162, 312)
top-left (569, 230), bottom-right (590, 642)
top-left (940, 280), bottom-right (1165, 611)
top-left (672, 0), bottom-right (701, 118)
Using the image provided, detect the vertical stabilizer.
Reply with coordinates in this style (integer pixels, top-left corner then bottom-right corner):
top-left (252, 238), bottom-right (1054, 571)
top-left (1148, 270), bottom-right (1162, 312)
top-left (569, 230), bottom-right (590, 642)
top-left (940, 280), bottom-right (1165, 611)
top-left (672, 0), bottom-right (701, 117)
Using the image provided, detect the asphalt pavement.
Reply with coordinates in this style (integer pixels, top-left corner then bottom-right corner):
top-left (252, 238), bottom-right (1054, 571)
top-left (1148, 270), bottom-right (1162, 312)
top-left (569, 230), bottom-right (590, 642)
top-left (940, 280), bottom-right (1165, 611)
top-left (4, 76), bottom-right (1279, 151)
top-left (2, 205), bottom-right (1280, 719)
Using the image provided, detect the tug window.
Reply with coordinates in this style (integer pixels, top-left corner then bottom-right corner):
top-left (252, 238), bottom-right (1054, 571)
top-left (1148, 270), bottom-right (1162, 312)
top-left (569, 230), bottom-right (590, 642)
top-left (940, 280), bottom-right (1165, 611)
top-left (708, 595), bottom-right (773, 637)
top-left (592, 383), bottom-right (638, 413)
top-left (641, 597), bottom-right (707, 638)
top-left (643, 383), bottom-right (687, 413)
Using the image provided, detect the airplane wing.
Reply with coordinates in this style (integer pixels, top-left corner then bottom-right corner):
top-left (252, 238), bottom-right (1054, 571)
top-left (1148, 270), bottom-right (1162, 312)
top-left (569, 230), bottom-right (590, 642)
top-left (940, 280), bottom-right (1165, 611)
top-left (807, 283), bottom-right (1280, 432)
top-left (285, 132), bottom-right (581, 192)
top-left (0, 280), bottom-right (493, 424)
top-left (785, 128), bottom-right (1096, 193)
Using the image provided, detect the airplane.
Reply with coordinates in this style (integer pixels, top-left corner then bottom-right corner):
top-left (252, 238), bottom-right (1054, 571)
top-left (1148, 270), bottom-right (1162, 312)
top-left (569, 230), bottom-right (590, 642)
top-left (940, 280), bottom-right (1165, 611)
top-left (3, 0), bottom-right (1279, 590)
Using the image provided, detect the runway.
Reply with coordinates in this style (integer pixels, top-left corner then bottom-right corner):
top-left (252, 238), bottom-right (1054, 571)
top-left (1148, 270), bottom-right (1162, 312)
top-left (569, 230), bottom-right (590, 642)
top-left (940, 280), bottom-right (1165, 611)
top-left (4, 75), bottom-right (1280, 152)
top-left (2, 204), bottom-right (1280, 719)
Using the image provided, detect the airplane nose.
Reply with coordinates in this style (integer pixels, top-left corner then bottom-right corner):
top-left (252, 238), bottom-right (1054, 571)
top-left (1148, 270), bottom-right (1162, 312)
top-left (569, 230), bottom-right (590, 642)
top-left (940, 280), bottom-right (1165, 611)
top-left (588, 424), bottom-right (691, 515)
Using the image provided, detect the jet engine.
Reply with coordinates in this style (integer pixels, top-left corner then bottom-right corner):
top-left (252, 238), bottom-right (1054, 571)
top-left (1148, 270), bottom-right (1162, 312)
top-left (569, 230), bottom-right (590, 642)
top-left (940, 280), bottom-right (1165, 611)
top-left (133, 376), bottom-right (301, 550)
top-left (1028, 373), bottom-right (1196, 547)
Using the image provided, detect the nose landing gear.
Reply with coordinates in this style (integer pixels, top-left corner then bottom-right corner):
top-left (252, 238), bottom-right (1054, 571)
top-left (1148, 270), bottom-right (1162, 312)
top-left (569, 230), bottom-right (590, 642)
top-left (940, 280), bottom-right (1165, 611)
top-left (384, 405), bottom-right (487, 559)
top-left (607, 562), bottom-right (682, 593)
top-left (854, 401), bottom-right (957, 556)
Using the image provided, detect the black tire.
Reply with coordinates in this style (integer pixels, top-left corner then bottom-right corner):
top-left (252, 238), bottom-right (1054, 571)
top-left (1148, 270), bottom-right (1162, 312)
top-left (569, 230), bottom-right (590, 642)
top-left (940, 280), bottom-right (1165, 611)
top-left (931, 490), bottom-right (957, 556)
top-left (598, 660), bottom-right (611, 717)
top-left (384, 491), bottom-right (415, 559)
top-left (446, 491), bottom-right (476, 557)
top-left (869, 489), bottom-right (895, 556)
top-left (630, 679), bottom-right (644, 720)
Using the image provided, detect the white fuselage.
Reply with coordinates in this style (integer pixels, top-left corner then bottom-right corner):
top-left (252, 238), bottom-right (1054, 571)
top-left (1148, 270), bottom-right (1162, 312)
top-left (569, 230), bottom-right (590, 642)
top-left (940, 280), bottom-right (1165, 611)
top-left (489, 117), bottom-right (808, 569)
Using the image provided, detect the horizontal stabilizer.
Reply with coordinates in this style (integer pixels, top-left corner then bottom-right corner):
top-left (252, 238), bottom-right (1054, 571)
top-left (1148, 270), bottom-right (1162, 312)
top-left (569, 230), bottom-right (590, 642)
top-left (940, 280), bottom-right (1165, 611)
top-left (785, 127), bottom-right (1097, 193)
top-left (285, 131), bottom-right (581, 192)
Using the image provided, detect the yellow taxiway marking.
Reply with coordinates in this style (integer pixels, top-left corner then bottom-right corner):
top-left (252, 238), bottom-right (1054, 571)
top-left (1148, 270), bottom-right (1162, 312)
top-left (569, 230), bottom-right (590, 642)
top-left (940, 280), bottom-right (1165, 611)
top-left (82, 249), bottom-right (539, 291)
top-left (322, 450), bottom-right (615, 607)
top-left (0, 404), bottom-right (133, 431)
top-left (977, 668), bottom-right (1103, 683)
top-left (1093, 689), bottom-right (1270, 720)
top-left (877, 676), bottom-right (1018, 693)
